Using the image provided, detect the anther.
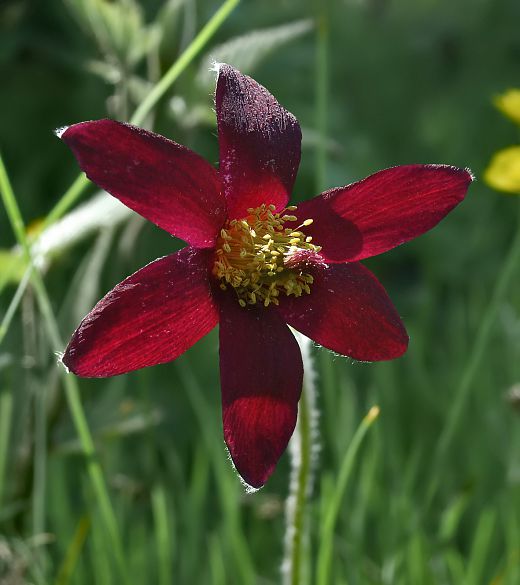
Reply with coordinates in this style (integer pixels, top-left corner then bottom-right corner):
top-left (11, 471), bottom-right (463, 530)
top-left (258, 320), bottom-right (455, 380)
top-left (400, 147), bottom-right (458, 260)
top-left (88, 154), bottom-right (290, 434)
top-left (213, 203), bottom-right (319, 308)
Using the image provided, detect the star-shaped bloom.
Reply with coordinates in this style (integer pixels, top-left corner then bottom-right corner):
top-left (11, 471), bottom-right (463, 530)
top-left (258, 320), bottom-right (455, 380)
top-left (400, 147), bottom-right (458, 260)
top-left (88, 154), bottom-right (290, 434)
top-left (59, 64), bottom-right (472, 488)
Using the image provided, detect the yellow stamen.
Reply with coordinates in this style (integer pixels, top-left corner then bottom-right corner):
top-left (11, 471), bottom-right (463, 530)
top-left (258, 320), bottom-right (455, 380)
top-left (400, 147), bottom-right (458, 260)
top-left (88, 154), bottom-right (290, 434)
top-left (213, 204), bottom-right (321, 308)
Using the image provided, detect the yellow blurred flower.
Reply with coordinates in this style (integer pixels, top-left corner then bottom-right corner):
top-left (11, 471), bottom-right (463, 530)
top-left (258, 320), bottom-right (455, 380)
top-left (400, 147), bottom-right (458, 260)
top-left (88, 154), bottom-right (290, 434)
top-left (484, 146), bottom-right (520, 194)
top-left (494, 89), bottom-right (520, 125)
top-left (484, 89), bottom-right (520, 194)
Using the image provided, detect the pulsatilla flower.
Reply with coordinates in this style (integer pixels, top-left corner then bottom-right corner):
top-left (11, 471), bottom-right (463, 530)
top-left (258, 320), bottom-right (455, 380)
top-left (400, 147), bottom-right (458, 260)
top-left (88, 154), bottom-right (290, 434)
top-left (59, 64), bottom-right (472, 488)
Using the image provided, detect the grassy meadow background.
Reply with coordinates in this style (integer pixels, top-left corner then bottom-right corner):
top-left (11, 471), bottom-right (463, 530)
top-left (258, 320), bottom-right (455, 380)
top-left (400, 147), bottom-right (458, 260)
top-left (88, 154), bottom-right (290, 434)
top-left (1, 0), bottom-right (520, 583)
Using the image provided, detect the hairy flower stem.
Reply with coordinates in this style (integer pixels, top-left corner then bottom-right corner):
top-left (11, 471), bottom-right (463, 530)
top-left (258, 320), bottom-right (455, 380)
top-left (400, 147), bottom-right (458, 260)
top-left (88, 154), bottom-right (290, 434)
top-left (283, 333), bottom-right (318, 585)
top-left (282, 5), bottom-right (328, 579)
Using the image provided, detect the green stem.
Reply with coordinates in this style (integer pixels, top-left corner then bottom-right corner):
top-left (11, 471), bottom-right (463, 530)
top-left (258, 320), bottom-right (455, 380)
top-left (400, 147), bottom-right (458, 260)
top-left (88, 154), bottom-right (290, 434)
top-left (0, 0), bottom-right (240, 346)
top-left (54, 515), bottom-right (91, 585)
top-left (33, 371), bottom-right (47, 546)
top-left (314, 0), bottom-right (329, 193)
top-left (152, 483), bottom-right (173, 585)
top-left (42, 174), bottom-right (90, 231)
top-left (0, 387), bottom-right (14, 506)
top-left (132, 0), bottom-right (240, 127)
top-left (435, 204), bottom-right (520, 465)
top-left (32, 338), bottom-right (48, 579)
top-left (284, 335), bottom-right (317, 585)
top-left (0, 155), bottom-right (129, 584)
top-left (282, 4), bottom-right (329, 580)
top-left (42, 0), bottom-right (240, 227)
top-left (176, 360), bottom-right (255, 584)
top-left (0, 264), bottom-right (32, 344)
top-left (316, 406), bottom-right (380, 585)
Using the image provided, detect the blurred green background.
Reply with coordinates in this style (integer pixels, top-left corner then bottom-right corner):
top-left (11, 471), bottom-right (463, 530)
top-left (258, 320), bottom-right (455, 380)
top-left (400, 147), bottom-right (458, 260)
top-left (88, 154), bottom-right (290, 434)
top-left (1, 0), bottom-right (519, 583)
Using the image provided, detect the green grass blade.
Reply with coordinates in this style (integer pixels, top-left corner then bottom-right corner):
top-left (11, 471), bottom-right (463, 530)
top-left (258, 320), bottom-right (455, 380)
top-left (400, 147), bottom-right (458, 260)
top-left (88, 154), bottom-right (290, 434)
top-left (435, 206), bottom-right (520, 466)
top-left (0, 154), bottom-right (129, 584)
top-left (0, 386), bottom-right (14, 506)
top-left (32, 382), bottom-right (48, 572)
top-left (54, 515), bottom-right (91, 585)
top-left (445, 550), bottom-right (466, 584)
top-left (465, 508), bottom-right (496, 585)
top-left (131, 0), bottom-right (241, 126)
top-left (316, 406), bottom-right (381, 585)
top-left (152, 483), bottom-right (173, 585)
top-left (0, 264), bottom-right (32, 345)
top-left (42, 173), bottom-right (90, 232)
top-left (40, 0), bottom-right (240, 231)
top-left (438, 490), bottom-right (471, 542)
top-left (209, 534), bottom-right (227, 585)
top-left (176, 358), bottom-right (256, 584)
top-left (314, 0), bottom-right (329, 193)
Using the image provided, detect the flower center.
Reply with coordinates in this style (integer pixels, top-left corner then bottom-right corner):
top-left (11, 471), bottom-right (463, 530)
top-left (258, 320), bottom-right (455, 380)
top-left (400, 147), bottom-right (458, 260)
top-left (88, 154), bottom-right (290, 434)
top-left (213, 204), bottom-right (321, 308)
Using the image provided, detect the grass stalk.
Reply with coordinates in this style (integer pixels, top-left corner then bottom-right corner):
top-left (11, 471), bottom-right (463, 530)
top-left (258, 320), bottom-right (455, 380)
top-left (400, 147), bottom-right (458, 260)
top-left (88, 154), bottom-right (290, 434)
top-left (176, 358), bottom-right (255, 584)
top-left (32, 379), bottom-right (48, 571)
top-left (465, 508), bottom-right (496, 585)
top-left (314, 0), bottom-right (329, 193)
top-left (0, 386), bottom-right (14, 506)
top-left (0, 0), bottom-right (240, 353)
top-left (316, 406), bottom-right (381, 585)
top-left (42, 0), bottom-right (240, 228)
top-left (152, 483), bottom-right (173, 585)
top-left (42, 174), bottom-right (90, 232)
top-left (435, 205), bottom-right (520, 466)
top-left (131, 0), bottom-right (240, 126)
top-left (0, 264), bottom-right (33, 344)
top-left (0, 154), bottom-right (129, 584)
top-left (54, 516), bottom-right (91, 585)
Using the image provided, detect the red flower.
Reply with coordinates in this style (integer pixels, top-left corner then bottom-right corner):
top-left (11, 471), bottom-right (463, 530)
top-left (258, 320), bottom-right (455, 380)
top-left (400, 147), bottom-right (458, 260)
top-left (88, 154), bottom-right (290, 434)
top-left (60, 64), bottom-right (472, 488)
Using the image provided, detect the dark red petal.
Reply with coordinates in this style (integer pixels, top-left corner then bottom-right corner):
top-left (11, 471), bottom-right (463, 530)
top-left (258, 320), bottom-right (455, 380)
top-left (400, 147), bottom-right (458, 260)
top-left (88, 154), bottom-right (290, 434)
top-left (218, 294), bottom-right (303, 488)
top-left (293, 165), bottom-right (473, 262)
top-left (215, 64), bottom-right (302, 219)
top-left (278, 263), bottom-right (408, 361)
top-left (63, 248), bottom-right (218, 377)
top-left (61, 120), bottom-right (226, 248)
